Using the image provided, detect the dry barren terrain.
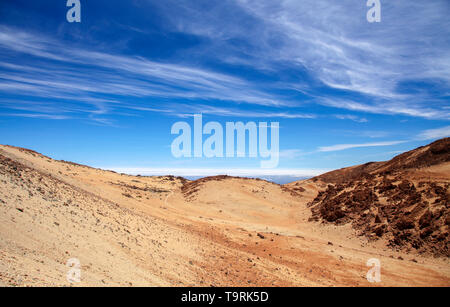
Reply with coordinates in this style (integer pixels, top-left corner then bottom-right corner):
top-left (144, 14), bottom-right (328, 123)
top-left (0, 141), bottom-right (449, 287)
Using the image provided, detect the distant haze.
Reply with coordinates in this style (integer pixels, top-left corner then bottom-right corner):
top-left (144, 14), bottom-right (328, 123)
top-left (183, 175), bottom-right (310, 185)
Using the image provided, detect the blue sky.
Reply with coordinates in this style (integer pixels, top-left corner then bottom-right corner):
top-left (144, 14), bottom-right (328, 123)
top-left (0, 0), bottom-right (449, 178)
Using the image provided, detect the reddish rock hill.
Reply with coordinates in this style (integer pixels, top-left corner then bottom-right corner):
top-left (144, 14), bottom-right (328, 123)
top-left (307, 138), bottom-right (450, 256)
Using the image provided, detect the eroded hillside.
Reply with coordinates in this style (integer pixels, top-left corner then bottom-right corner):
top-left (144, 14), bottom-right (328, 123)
top-left (302, 138), bottom-right (450, 256)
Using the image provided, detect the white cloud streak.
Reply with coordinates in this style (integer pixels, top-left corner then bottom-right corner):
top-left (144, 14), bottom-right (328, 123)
top-left (128, 103), bottom-right (315, 119)
top-left (318, 141), bottom-right (406, 152)
top-left (417, 126), bottom-right (450, 140)
top-left (334, 114), bottom-right (368, 123)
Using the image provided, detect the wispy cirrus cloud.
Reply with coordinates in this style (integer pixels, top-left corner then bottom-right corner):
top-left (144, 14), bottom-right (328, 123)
top-left (128, 103), bottom-right (315, 119)
top-left (318, 98), bottom-right (450, 120)
top-left (316, 124), bottom-right (450, 154)
top-left (158, 0), bottom-right (450, 119)
top-left (0, 26), bottom-right (301, 109)
top-left (1, 0), bottom-right (449, 125)
top-left (417, 126), bottom-right (450, 140)
top-left (0, 113), bottom-right (71, 120)
top-left (0, 25), bottom-right (300, 123)
top-left (334, 114), bottom-right (368, 123)
top-left (318, 140), bottom-right (406, 152)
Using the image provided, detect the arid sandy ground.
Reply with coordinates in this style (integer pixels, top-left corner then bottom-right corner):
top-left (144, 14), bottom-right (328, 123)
top-left (0, 145), bottom-right (449, 286)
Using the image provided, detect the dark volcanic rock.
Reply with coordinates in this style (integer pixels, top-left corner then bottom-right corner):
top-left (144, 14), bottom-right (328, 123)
top-left (307, 138), bottom-right (450, 257)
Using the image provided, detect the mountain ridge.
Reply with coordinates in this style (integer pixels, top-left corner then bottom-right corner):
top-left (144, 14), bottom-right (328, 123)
top-left (302, 138), bottom-right (450, 256)
top-left (309, 138), bottom-right (450, 184)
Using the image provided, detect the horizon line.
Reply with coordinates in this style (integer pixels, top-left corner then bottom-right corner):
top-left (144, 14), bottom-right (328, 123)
top-left (103, 167), bottom-right (330, 178)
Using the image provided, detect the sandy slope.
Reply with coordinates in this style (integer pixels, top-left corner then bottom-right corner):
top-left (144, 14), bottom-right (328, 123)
top-left (0, 145), bottom-right (449, 287)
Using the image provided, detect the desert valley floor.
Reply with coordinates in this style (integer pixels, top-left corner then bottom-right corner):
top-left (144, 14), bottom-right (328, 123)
top-left (0, 140), bottom-right (449, 287)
